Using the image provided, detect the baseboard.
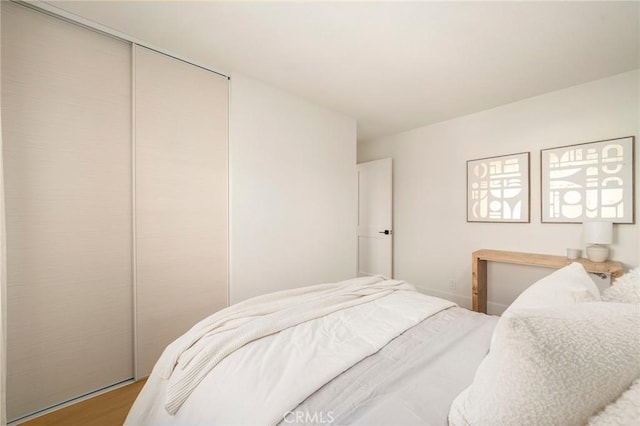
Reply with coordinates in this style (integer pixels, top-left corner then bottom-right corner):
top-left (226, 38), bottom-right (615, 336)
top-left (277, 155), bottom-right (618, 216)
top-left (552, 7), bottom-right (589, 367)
top-left (415, 286), bottom-right (470, 307)
top-left (415, 286), bottom-right (508, 315)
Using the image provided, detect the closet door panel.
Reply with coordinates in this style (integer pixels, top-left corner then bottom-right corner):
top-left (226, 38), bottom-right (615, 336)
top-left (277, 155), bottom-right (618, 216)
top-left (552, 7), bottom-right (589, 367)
top-left (135, 46), bottom-right (228, 378)
top-left (2, 2), bottom-right (133, 421)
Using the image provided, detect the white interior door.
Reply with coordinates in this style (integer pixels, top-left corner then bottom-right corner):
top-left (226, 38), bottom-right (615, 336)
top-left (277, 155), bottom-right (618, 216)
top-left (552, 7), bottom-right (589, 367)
top-left (357, 158), bottom-right (393, 278)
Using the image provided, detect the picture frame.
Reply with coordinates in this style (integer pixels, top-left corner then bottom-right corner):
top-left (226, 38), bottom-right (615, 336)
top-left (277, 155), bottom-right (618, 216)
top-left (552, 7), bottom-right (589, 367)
top-left (467, 152), bottom-right (530, 223)
top-left (541, 136), bottom-right (635, 224)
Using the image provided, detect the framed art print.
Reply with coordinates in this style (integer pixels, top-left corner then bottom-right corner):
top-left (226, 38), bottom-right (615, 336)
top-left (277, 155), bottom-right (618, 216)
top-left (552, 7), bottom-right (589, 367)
top-left (541, 136), bottom-right (635, 223)
top-left (467, 152), bottom-right (530, 223)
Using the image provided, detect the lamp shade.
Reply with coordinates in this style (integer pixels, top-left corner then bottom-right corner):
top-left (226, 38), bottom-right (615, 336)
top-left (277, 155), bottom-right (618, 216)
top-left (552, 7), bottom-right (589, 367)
top-left (583, 221), bottom-right (613, 244)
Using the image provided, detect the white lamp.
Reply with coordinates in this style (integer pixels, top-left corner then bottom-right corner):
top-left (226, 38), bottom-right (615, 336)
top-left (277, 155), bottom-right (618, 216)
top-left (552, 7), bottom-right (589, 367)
top-left (583, 221), bottom-right (613, 263)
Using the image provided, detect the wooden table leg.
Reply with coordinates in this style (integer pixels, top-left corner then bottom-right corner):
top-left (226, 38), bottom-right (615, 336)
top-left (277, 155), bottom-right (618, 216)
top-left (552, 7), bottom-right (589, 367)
top-left (472, 255), bottom-right (487, 313)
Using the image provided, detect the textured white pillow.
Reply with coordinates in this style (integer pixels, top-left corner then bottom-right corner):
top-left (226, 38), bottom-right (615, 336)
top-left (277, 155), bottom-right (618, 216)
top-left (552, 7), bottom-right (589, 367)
top-left (449, 302), bottom-right (640, 426)
top-left (505, 262), bottom-right (600, 314)
top-left (603, 267), bottom-right (640, 304)
top-left (489, 262), bottom-right (600, 348)
top-left (587, 378), bottom-right (640, 426)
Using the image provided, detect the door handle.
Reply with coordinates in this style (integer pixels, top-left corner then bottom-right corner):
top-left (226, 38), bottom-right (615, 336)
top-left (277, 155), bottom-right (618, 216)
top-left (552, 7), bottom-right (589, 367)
top-left (378, 230), bottom-right (392, 235)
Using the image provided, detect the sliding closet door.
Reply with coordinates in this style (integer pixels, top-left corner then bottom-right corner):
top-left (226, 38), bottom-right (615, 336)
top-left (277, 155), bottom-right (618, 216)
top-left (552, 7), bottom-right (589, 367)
top-left (135, 46), bottom-right (228, 378)
top-left (2, 3), bottom-right (133, 421)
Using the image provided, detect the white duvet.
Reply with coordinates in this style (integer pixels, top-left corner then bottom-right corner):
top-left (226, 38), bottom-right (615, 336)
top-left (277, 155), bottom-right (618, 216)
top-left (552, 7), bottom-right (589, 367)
top-left (125, 276), bottom-right (455, 425)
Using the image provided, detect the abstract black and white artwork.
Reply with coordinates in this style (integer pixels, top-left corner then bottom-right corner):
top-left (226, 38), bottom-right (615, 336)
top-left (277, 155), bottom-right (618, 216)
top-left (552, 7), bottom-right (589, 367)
top-left (541, 136), bottom-right (634, 223)
top-left (467, 152), bottom-right (530, 223)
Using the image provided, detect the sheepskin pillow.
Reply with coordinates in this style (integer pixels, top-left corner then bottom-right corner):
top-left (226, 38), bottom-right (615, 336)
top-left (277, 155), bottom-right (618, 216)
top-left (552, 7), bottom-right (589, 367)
top-left (602, 267), bottom-right (640, 304)
top-left (587, 378), bottom-right (640, 426)
top-left (448, 302), bottom-right (640, 426)
top-left (505, 262), bottom-right (600, 314)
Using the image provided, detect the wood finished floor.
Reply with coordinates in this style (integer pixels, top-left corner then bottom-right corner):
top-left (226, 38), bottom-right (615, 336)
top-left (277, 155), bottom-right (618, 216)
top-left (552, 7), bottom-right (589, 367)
top-left (21, 380), bottom-right (146, 426)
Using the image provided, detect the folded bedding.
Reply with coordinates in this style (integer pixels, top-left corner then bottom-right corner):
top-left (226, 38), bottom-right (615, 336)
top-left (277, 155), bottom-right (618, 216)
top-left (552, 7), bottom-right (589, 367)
top-left (160, 275), bottom-right (421, 415)
top-left (126, 275), bottom-right (480, 425)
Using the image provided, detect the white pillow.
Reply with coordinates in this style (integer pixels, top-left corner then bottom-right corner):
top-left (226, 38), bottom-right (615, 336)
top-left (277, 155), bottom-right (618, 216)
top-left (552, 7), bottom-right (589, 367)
top-left (449, 302), bottom-right (640, 426)
top-left (505, 262), bottom-right (600, 314)
top-left (489, 262), bottom-right (600, 348)
top-left (587, 378), bottom-right (640, 426)
top-left (602, 267), bottom-right (640, 304)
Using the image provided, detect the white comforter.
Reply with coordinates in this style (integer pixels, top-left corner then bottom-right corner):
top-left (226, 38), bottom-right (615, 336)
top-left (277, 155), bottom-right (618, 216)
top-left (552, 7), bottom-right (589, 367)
top-left (125, 276), bottom-right (455, 425)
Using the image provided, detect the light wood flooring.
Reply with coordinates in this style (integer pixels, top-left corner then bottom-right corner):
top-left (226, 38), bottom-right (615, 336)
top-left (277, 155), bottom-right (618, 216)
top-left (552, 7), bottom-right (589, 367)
top-left (21, 380), bottom-right (146, 426)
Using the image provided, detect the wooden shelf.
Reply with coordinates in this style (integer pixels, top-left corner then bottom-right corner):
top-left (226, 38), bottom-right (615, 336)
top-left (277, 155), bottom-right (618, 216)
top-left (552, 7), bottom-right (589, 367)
top-left (471, 249), bottom-right (624, 314)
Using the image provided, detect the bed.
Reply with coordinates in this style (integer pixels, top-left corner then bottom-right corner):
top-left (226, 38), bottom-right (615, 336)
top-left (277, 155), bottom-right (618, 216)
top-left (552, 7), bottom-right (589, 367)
top-left (125, 254), bottom-right (639, 426)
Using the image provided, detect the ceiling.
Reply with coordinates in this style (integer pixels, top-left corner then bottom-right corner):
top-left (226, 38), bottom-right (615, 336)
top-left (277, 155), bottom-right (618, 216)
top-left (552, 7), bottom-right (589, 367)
top-left (48, 1), bottom-right (639, 142)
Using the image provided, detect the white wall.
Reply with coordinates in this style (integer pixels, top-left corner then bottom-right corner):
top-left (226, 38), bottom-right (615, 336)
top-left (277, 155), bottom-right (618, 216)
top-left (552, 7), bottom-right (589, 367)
top-left (358, 70), bottom-right (640, 314)
top-left (230, 74), bottom-right (357, 303)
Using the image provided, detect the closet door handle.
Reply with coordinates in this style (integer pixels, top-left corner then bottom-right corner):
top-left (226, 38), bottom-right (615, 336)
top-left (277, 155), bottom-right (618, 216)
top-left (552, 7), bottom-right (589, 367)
top-left (378, 230), bottom-right (392, 235)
